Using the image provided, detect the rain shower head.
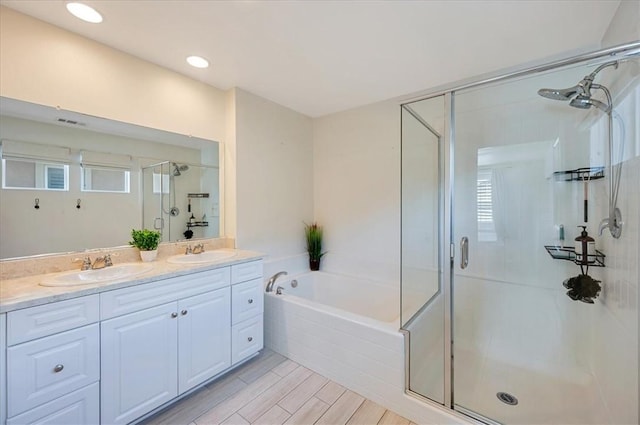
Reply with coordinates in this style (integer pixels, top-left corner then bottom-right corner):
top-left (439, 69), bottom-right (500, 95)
top-left (172, 163), bottom-right (189, 176)
top-left (537, 61), bottom-right (619, 109)
top-left (537, 85), bottom-right (582, 101)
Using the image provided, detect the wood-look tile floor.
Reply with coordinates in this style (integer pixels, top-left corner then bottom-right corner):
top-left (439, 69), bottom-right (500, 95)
top-left (142, 349), bottom-right (417, 425)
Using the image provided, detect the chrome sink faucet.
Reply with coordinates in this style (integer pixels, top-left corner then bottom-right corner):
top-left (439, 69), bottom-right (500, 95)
top-left (91, 254), bottom-right (112, 270)
top-left (265, 271), bottom-right (288, 292)
top-left (74, 256), bottom-right (92, 271)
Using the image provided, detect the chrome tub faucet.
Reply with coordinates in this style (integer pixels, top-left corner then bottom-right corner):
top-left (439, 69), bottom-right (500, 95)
top-left (265, 271), bottom-right (288, 292)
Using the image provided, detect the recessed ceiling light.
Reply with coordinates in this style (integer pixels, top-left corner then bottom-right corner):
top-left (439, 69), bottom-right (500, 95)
top-left (66, 2), bottom-right (103, 23)
top-left (186, 56), bottom-right (209, 69)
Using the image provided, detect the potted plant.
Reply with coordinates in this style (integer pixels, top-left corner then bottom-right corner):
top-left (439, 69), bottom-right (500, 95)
top-left (305, 222), bottom-right (326, 271)
top-left (130, 229), bottom-right (161, 262)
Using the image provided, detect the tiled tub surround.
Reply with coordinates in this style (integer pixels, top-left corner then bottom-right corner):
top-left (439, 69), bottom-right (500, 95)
top-left (264, 271), bottom-right (467, 425)
top-left (0, 246), bottom-right (265, 425)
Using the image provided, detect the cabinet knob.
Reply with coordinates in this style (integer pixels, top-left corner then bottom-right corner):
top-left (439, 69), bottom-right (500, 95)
top-left (53, 364), bottom-right (64, 373)
top-left (171, 312), bottom-right (178, 318)
top-left (247, 299), bottom-right (253, 304)
top-left (247, 336), bottom-right (253, 342)
top-left (181, 309), bottom-right (188, 315)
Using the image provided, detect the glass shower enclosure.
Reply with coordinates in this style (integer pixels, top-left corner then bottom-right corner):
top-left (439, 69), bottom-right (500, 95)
top-left (141, 161), bottom-right (221, 243)
top-left (401, 44), bottom-right (639, 424)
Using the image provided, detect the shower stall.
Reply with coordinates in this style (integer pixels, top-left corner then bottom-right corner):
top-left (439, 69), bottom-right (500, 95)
top-left (401, 43), bottom-right (640, 424)
top-left (141, 161), bottom-right (220, 242)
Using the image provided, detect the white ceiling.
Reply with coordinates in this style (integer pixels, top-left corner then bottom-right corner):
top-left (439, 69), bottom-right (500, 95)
top-left (0, 1), bottom-right (621, 117)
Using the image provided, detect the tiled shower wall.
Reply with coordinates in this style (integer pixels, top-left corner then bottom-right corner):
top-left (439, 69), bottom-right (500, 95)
top-left (590, 81), bottom-right (639, 425)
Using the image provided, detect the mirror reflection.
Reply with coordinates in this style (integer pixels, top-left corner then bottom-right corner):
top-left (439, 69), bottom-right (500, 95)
top-left (0, 97), bottom-right (221, 259)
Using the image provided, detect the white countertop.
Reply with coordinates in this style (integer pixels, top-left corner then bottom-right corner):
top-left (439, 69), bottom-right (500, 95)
top-left (0, 249), bottom-right (264, 314)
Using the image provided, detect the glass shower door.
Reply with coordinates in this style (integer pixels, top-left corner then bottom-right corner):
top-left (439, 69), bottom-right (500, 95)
top-left (450, 57), bottom-right (640, 424)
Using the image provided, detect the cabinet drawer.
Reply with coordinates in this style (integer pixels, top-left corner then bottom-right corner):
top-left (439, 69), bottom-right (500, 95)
top-left (231, 279), bottom-right (263, 325)
top-left (232, 316), bottom-right (263, 364)
top-left (7, 383), bottom-right (99, 425)
top-left (231, 261), bottom-right (263, 284)
top-left (8, 324), bottom-right (99, 417)
top-left (101, 267), bottom-right (230, 320)
top-left (8, 295), bottom-right (99, 345)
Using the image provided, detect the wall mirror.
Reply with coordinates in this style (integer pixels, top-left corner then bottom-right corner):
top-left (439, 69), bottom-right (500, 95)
top-left (0, 97), bottom-right (221, 260)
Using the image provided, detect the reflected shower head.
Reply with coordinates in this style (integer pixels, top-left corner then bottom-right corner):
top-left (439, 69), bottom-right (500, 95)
top-left (171, 163), bottom-right (189, 176)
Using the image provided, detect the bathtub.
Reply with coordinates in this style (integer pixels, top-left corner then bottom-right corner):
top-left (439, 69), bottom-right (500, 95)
top-left (264, 271), bottom-right (447, 423)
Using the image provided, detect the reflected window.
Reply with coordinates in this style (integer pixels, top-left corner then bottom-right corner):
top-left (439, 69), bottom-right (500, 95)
top-left (152, 173), bottom-right (170, 194)
top-left (477, 167), bottom-right (497, 242)
top-left (82, 165), bottom-right (130, 193)
top-left (2, 158), bottom-right (69, 191)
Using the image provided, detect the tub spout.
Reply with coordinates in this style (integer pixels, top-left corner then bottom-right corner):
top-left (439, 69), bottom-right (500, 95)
top-left (266, 271), bottom-right (288, 292)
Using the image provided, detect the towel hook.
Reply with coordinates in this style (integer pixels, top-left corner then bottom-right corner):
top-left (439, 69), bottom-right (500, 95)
top-left (76, 199), bottom-right (81, 209)
top-left (34, 198), bottom-right (40, 209)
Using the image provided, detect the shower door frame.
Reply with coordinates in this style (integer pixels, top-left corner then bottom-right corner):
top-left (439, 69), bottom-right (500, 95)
top-left (400, 40), bottom-right (640, 424)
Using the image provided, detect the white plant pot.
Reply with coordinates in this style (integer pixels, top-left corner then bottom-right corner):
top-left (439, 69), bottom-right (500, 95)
top-left (139, 249), bottom-right (158, 262)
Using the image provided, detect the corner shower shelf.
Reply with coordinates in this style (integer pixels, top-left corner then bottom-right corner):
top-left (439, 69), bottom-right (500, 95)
top-left (553, 166), bottom-right (604, 182)
top-left (186, 221), bottom-right (209, 228)
top-left (544, 245), bottom-right (605, 267)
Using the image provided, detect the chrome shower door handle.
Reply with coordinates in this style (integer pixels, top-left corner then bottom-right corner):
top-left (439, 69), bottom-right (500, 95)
top-left (460, 237), bottom-right (469, 269)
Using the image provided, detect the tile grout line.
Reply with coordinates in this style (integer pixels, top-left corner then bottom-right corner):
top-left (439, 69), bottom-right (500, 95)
top-left (223, 356), bottom-right (307, 425)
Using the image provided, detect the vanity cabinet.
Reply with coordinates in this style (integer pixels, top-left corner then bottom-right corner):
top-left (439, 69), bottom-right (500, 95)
top-left (2, 257), bottom-right (263, 425)
top-left (230, 262), bottom-right (264, 364)
top-left (100, 271), bottom-right (232, 425)
top-left (4, 295), bottom-right (100, 425)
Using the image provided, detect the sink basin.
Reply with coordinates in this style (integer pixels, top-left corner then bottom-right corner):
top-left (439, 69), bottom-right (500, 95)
top-left (167, 250), bottom-right (237, 264)
top-left (40, 263), bottom-right (154, 287)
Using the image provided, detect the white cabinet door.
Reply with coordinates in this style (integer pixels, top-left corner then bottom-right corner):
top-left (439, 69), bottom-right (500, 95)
top-left (231, 316), bottom-right (263, 365)
top-left (101, 303), bottom-right (178, 425)
top-left (231, 278), bottom-right (263, 325)
top-left (6, 383), bottom-right (99, 425)
top-left (178, 288), bottom-right (231, 394)
top-left (7, 324), bottom-right (99, 417)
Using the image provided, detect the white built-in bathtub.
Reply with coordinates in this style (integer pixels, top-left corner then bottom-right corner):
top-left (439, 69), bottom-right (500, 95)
top-left (264, 271), bottom-right (458, 423)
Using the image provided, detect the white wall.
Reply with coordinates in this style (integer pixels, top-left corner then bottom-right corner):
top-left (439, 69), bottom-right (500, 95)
top-left (601, 0), bottom-right (640, 48)
top-left (233, 89), bottom-right (314, 274)
top-left (0, 6), bottom-right (226, 143)
top-left (313, 100), bottom-right (400, 284)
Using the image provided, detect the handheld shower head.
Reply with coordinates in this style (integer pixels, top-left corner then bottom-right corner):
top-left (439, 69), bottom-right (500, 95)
top-left (569, 95), bottom-right (611, 113)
